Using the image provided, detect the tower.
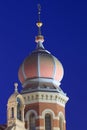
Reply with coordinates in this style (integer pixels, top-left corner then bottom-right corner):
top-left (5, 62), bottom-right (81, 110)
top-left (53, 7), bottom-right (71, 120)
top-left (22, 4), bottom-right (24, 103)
top-left (6, 4), bottom-right (69, 130)
top-left (18, 4), bottom-right (69, 130)
top-left (7, 83), bottom-right (26, 130)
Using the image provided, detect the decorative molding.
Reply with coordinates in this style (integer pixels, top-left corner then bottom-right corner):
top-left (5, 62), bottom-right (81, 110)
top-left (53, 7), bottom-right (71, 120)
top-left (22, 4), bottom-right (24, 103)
top-left (42, 109), bottom-right (55, 118)
top-left (37, 53), bottom-right (40, 77)
top-left (36, 126), bottom-right (44, 129)
top-left (53, 127), bottom-right (60, 130)
top-left (52, 56), bottom-right (56, 79)
top-left (22, 92), bottom-right (68, 107)
top-left (22, 60), bottom-right (26, 80)
top-left (25, 110), bottom-right (38, 121)
top-left (58, 111), bottom-right (66, 123)
top-left (23, 77), bottom-right (60, 88)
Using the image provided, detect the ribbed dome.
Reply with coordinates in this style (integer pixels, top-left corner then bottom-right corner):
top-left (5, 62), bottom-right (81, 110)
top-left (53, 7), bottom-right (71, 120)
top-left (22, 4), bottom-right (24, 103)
top-left (18, 47), bottom-right (64, 88)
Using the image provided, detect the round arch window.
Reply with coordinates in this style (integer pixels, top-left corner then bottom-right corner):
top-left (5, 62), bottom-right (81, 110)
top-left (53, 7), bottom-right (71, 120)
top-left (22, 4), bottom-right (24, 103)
top-left (45, 114), bottom-right (52, 130)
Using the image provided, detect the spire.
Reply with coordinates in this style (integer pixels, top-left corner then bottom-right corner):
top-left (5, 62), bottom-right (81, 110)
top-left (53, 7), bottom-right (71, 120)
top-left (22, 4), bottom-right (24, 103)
top-left (35, 4), bottom-right (44, 49)
top-left (14, 82), bottom-right (18, 93)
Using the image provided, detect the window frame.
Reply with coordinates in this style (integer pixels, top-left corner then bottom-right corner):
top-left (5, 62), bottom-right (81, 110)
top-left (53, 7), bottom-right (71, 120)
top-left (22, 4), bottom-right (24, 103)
top-left (29, 113), bottom-right (36, 130)
top-left (45, 113), bottom-right (52, 130)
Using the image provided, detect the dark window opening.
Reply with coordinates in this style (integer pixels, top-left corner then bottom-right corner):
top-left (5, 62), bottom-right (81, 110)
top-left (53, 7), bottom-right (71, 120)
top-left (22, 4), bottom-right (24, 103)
top-left (29, 113), bottom-right (36, 130)
top-left (17, 97), bottom-right (22, 121)
top-left (11, 107), bottom-right (14, 118)
top-left (45, 114), bottom-right (51, 130)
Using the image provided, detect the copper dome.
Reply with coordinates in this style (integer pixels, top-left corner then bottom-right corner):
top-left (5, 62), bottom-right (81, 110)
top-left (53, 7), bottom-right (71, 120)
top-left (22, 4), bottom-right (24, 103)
top-left (18, 47), bottom-right (64, 88)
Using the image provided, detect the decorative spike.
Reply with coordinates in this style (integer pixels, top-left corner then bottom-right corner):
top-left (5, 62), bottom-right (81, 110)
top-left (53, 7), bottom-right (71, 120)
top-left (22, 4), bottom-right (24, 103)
top-left (14, 82), bottom-right (18, 93)
top-left (35, 4), bottom-right (44, 48)
top-left (37, 4), bottom-right (41, 22)
top-left (36, 4), bottom-right (43, 35)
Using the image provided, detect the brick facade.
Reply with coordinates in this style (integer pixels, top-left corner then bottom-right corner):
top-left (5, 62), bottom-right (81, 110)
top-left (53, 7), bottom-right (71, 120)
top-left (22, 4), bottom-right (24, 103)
top-left (24, 101), bottom-right (66, 130)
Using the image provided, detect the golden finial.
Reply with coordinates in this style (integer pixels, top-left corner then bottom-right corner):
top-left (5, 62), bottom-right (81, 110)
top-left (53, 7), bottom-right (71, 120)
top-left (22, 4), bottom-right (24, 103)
top-left (35, 4), bottom-right (44, 47)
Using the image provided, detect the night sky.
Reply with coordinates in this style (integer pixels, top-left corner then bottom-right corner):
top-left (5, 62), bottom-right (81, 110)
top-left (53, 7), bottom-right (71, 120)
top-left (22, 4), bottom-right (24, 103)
top-left (0, 0), bottom-right (87, 130)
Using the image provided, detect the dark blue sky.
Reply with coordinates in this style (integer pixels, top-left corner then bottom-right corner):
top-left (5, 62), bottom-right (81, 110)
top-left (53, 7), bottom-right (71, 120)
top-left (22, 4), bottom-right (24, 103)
top-left (0, 0), bottom-right (87, 129)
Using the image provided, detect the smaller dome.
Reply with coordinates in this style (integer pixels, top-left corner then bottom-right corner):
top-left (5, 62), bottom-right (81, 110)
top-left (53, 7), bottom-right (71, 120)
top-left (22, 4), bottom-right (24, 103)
top-left (8, 92), bottom-right (18, 103)
top-left (8, 83), bottom-right (24, 104)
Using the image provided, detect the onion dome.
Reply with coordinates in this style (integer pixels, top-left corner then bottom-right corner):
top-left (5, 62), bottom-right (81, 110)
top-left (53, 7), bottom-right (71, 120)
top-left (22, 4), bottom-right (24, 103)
top-left (18, 4), bottom-right (64, 89)
top-left (18, 49), bottom-right (64, 88)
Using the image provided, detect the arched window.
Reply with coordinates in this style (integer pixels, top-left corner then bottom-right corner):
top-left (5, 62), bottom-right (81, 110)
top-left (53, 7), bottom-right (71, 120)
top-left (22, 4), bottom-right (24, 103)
top-left (29, 113), bottom-right (36, 130)
top-left (17, 97), bottom-right (22, 121)
top-left (59, 116), bottom-right (64, 130)
top-left (11, 107), bottom-right (14, 118)
top-left (45, 114), bottom-right (51, 130)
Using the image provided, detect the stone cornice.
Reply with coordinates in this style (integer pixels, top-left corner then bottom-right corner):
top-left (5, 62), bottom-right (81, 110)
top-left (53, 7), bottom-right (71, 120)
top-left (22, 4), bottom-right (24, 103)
top-left (22, 92), bottom-right (69, 107)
